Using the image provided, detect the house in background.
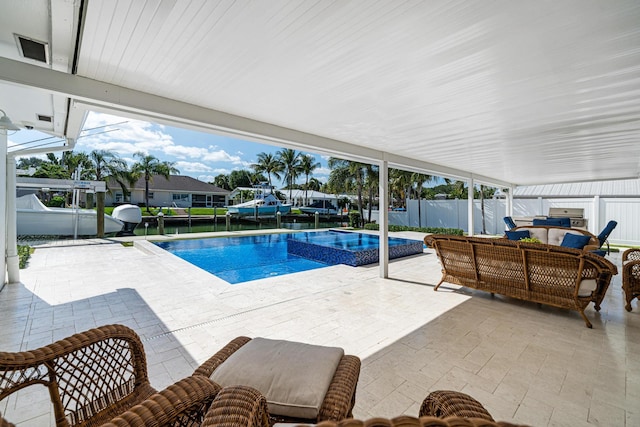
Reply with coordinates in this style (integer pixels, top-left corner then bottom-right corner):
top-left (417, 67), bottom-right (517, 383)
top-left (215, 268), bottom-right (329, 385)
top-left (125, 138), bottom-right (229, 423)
top-left (106, 175), bottom-right (229, 208)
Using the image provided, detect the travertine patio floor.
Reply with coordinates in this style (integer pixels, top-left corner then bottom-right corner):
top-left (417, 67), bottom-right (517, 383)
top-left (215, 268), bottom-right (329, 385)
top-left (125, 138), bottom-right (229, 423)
top-left (1, 230), bottom-right (638, 426)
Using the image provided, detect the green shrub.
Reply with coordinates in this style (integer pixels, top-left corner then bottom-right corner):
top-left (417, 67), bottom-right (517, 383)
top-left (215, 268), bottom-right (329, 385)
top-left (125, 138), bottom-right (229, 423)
top-left (18, 245), bottom-right (32, 268)
top-left (363, 223), bottom-right (463, 235)
top-left (45, 196), bottom-right (65, 207)
top-left (348, 211), bottom-right (361, 228)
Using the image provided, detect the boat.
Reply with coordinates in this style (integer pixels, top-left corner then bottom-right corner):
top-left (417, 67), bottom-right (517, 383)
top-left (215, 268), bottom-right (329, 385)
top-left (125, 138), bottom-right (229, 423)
top-left (299, 200), bottom-right (339, 215)
top-left (16, 194), bottom-right (125, 236)
top-left (226, 184), bottom-right (291, 216)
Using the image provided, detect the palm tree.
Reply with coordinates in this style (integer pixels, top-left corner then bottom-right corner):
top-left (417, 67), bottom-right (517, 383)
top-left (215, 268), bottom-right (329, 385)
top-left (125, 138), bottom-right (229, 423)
top-left (277, 149), bottom-right (301, 203)
top-left (62, 151), bottom-right (91, 178)
top-left (389, 169), bottom-right (412, 209)
top-left (86, 149), bottom-right (127, 181)
top-left (299, 154), bottom-right (321, 205)
top-left (212, 174), bottom-right (231, 190)
top-left (411, 172), bottom-right (434, 228)
top-left (252, 152), bottom-right (283, 189)
top-left (307, 177), bottom-right (322, 192)
top-left (112, 169), bottom-right (141, 203)
top-left (131, 152), bottom-right (180, 213)
top-left (85, 150), bottom-right (128, 236)
top-left (364, 164), bottom-right (379, 223)
top-left (328, 158), bottom-right (367, 226)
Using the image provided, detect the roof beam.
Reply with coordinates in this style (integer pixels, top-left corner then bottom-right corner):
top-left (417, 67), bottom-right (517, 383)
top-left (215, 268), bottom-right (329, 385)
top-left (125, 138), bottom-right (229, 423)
top-left (0, 57), bottom-right (514, 187)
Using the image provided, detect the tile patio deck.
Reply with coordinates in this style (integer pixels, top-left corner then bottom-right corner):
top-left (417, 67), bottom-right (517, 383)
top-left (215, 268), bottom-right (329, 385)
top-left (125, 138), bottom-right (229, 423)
top-left (1, 230), bottom-right (639, 426)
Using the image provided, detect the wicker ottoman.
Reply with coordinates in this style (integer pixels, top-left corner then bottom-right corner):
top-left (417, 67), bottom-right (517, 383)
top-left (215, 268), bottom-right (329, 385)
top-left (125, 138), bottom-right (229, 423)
top-left (193, 337), bottom-right (360, 424)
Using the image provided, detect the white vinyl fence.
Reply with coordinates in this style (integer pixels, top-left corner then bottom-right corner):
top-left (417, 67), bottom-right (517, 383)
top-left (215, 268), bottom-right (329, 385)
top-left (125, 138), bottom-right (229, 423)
top-left (367, 197), bottom-right (640, 246)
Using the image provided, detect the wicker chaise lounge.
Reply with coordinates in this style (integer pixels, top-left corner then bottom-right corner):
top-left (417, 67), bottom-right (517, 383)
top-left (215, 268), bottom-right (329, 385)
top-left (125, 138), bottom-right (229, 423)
top-left (193, 336), bottom-right (361, 425)
top-left (424, 234), bottom-right (618, 328)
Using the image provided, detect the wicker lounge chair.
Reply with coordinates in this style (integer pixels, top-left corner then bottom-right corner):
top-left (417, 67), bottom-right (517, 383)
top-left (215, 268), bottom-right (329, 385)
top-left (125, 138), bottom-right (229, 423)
top-left (623, 248), bottom-right (640, 311)
top-left (0, 324), bottom-right (222, 427)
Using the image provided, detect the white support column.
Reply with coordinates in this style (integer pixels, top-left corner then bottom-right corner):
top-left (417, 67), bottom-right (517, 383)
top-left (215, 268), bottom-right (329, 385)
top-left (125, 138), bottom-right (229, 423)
top-left (592, 195), bottom-right (600, 235)
top-left (467, 176), bottom-right (474, 236)
top-left (378, 158), bottom-right (389, 278)
top-left (6, 156), bottom-right (19, 283)
top-left (538, 196), bottom-right (544, 216)
top-left (1, 128), bottom-right (7, 285)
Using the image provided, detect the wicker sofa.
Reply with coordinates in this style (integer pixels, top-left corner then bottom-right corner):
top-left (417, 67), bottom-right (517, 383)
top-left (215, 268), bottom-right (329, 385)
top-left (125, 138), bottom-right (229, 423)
top-left (508, 225), bottom-right (599, 251)
top-left (424, 234), bottom-right (618, 328)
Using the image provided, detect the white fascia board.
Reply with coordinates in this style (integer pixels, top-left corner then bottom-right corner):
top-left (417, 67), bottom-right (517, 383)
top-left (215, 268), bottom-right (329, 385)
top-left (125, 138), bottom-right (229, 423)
top-left (1, 57), bottom-right (514, 187)
top-left (385, 153), bottom-right (513, 189)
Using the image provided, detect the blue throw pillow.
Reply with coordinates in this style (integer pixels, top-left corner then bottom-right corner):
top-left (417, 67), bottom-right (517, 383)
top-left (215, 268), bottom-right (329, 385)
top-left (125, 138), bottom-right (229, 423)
top-left (506, 230), bottom-right (530, 241)
top-left (560, 233), bottom-right (591, 249)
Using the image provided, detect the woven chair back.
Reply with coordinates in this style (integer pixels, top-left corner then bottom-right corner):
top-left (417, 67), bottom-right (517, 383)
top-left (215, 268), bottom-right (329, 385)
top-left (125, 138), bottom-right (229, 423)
top-left (0, 325), bottom-right (152, 427)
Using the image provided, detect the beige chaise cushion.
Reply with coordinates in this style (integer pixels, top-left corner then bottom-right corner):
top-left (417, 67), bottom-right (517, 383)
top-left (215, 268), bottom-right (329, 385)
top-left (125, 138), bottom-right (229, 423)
top-left (209, 337), bottom-right (344, 420)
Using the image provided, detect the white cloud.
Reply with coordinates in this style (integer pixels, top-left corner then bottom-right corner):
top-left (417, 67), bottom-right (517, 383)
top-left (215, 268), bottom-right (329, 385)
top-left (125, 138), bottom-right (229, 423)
top-left (78, 113), bottom-right (175, 155)
top-left (211, 168), bottom-right (233, 175)
top-left (315, 166), bottom-right (332, 176)
top-left (174, 161), bottom-right (214, 173)
top-left (79, 112), bottom-right (250, 170)
top-left (202, 150), bottom-right (243, 163)
top-left (197, 175), bottom-right (216, 183)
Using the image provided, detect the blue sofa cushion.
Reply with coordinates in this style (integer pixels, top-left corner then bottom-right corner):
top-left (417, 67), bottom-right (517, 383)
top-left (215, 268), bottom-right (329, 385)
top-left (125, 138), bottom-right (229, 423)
top-left (506, 230), bottom-right (530, 241)
top-left (560, 233), bottom-right (591, 249)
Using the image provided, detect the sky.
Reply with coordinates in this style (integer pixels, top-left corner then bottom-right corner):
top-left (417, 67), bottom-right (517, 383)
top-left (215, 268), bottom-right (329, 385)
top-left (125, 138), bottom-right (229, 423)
top-left (8, 111), bottom-right (333, 187)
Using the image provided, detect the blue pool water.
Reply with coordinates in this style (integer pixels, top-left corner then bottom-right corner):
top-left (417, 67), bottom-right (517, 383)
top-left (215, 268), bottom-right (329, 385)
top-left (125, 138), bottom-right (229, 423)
top-left (154, 231), bottom-right (423, 284)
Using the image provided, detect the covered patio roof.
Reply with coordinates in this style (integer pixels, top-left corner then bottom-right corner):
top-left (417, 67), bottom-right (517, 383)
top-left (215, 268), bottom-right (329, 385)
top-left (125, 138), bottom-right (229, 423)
top-left (1, 0), bottom-right (639, 187)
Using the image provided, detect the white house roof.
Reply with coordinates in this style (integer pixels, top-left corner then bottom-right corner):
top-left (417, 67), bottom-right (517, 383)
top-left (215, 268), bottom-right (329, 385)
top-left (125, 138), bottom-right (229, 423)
top-left (2, 1), bottom-right (640, 187)
top-left (514, 179), bottom-right (640, 198)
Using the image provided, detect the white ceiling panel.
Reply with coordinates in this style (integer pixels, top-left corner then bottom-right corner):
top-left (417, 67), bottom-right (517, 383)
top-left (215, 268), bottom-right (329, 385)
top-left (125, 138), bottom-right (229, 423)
top-left (4, 0), bottom-right (639, 186)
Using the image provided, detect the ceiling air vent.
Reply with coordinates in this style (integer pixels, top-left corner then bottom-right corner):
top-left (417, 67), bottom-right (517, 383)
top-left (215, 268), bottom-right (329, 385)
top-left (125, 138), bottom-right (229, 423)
top-left (15, 34), bottom-right (49, 64)
top-left (37, 114), bottom-right (53, 123)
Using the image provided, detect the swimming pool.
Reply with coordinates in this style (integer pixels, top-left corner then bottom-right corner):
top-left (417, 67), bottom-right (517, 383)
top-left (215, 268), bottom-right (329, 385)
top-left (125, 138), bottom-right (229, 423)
top-left (154, 230), bottom-right (423, 284)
